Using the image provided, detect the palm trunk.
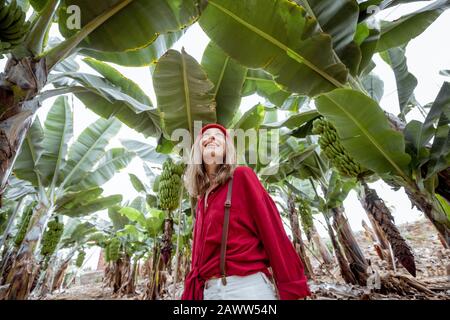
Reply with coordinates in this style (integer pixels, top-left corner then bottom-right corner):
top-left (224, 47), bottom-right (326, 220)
top-left (323, 212), bottom-right (357, 284)
top-left (332, 206), bottom-right (369, 286)
top-left (310, 226), bottom-right (334, 265)
top-left (360, 182), bottom-right (416, 276)
top-left (287, 194), bottom-right (314, 278)
top-left (405, 187), bottom-right (450, 248)
top-left (118, 254), bottom-right (134, 296)
top-left (161, 213), bottom-right (174, 272)
top-left (0, 58), bottom-right (47, 204)
top-left (3, 202), bottom-right (50, 299)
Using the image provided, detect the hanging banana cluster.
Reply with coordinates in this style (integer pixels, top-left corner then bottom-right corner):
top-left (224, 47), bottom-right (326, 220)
top-left (158, 158), bottom-right (184, 211)
top-left (40, 219), bottom-right (64, 258)
top-left (13, 204), bottom-right (34, 248)
top-left (76, 250), bottom-right (86, 268)
top-left (298, 198), bottom-right (313, 240)
top-left (0, 0), bottom-right (30, 55)
top-left (312, 117), bottom-right (370, 178)
top-left (106, 237), bottom-right (120, 263)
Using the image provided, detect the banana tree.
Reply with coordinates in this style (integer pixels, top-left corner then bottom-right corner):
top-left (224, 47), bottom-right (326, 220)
top-left (3, 97), bottom-right (130, 299)
top-left (0, 0), bottom-right (203, 203)
top-left (196, 0), bottom-right (450, 246)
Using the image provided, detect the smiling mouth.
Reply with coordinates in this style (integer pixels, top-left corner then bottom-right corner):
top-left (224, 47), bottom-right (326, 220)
top-left (204, 142), bottom-right (218, 148)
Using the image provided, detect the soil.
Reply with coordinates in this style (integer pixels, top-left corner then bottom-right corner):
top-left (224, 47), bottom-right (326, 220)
top-left (45, 219), bottom-right (450, 300)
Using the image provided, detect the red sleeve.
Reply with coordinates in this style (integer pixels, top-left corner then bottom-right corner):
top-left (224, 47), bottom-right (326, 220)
top-left (236, 167), bottom-right (311, 300)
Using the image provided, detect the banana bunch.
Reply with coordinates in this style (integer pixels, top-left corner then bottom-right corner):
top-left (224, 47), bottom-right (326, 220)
top-left (0, 0), bottom-right (30, 54)
top-left (312, 117), bottom-right (370, 178)
top-left (158, 158), bottom-right (184, 211)
top-left (298, 198), bottom-right (313, 237)
top-left (13, 203), bottom-right (34, 248)
top-left (76, 250), bottom-right (86, 268)
top-left (40, 219), bottom-right (64, 258)
top-left (107, 237), bottom-right (120, 262)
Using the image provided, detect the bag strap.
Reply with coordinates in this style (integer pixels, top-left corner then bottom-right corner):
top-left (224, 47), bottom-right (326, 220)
top-left (220, 176), bottom-right (233, 285)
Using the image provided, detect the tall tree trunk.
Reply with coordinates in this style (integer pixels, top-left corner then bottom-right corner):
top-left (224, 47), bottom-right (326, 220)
top-left (287, 194), bottom-right (314, 278)
top-left (360, 182), bottom-right (416, 276)
top-left (118, 254), bottom-right (134, 296)
top-left (161, 214), bottom-right (174, 273)
top-left (405, 187), bottom-right (450, 248)
top-left (332, 207), bottom-right (369, 286)
top-left (3, 202), bottom-right (49, 299)
top-left (310, 225), bottom-right (334, 265)
top-left (323, 212), bottom-right (357, 285)
top-left (0, 58), bottom-right (47, 205)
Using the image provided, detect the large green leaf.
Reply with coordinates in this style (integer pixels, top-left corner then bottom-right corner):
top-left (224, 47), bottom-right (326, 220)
top-left (376, 0), bottom-right (450, 52)
top-left (108, 205), bottom-right (131, 231)
top-left (120, 139), bottom-right (168, 165)
top-left (58, 0), bottom-right (198, 52)
top-left (60, 220), bottom-right (96, 247)
top-left (153, 49), bottom-right (216, 138)
top-left (119, 206), bottom-right (146, 227)
top-left (357, 25), bottom-right (380, 75)
top-left (380, 46), bottom-right (417, 116)
top-left (315, 89), bottom-right (411, 178)
top-left (14, 118), bottom-right (45, 186)
top-left (422, 82), bottom-right (450, 178)
top-left (361, 73), bottom-right (384, 103)
top-left (37, 96), bottom-right (73, 187)
top-left (261, 110), bottom-right (320, 129)
top-left (201, 41), bottom-right (246, 127)
top-left (74, 148), bottom-right (135, 189)
top-left (55, 187), bottom-right (103, 212)
top-left (129, 173), bottom-right (148, 194)
top-left (60, 118), bottom-right (121, 188)
top-left (233, 104), bottom-right (266, 131)
top-left (296, 0), bottom-right (361, 75)
top-left (242, 69), bottom-right (292, 107)
top-left (58, 194), bottom-right (123, 217)
top-left (199, 0), bottom-right (348, 97)
top-left (81, 31), bottom-right (184, 67)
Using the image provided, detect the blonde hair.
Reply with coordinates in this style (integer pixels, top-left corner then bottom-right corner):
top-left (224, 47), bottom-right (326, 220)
top-left (184, 133), bottom-right (237, 198)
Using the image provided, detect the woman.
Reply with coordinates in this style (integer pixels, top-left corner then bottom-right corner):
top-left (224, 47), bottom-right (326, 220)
top-left (181, 123), bottom-right (310, 300)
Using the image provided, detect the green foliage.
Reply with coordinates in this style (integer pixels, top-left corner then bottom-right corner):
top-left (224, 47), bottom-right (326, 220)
top-left (158, 158), bottom-right (184, 211)
top-left (312, 117), bottom-right (370, 178)
top-left (298, 198), bottom-right (313, 236)
top-left (107, 237), bottom-right (120, 262)
top-left (0, 0), bottom-right (31, 56)
top-left (13, 203), bottom-right (34, 248)
top-left (40, 218), bottom-right (64, 258)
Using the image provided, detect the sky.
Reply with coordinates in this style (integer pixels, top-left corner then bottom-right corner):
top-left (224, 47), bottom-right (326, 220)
top-left (2, 2), bottom-right (450, 270)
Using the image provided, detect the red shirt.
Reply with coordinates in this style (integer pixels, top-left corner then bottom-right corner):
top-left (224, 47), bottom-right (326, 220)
top-left (181, 166), bottom-right (311, 300)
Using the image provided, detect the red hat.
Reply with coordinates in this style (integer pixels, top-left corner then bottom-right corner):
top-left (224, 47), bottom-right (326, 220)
top-left (199, 123), bottom-right (229, 138)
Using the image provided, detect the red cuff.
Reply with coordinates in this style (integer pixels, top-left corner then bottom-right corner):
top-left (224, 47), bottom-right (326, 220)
top-left (277, 279), bottom-right (311, 300)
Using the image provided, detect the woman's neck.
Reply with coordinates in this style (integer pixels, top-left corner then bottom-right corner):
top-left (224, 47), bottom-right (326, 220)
top-left (205, 163), bottom-right (219, 185)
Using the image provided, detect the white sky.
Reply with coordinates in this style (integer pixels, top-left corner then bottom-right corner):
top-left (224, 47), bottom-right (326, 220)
top-left (2, 3), bottom-right (450, 269)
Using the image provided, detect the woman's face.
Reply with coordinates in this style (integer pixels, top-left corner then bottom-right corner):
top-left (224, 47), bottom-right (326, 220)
top-left (201, 128), bottom-right (226, 165)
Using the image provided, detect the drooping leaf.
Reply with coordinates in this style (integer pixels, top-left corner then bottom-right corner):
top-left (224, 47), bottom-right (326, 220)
top-left (119, 206), bottom-right (146, 227)
top-left (199, 0), bottom-right (348, 97)
top-left (233, 104), bottom-right (265, 131)
top-left (261, 110), bottom-right (320, 129)
top-left (361, 73), bottom-right (384, 103)
top-left (37, 96), bottom-right (73, 187)
top-left (153, 49), bottom-right (216, 139)
top-left (201, 41), bottom-right (246, 127)
top-left (74, 148), bottom-right (135, 189)
top-left (14, 118), bottom-right (45, 186)
top-left (61, 118), bottom-right (121, 188)
top-left (129, 173), bottom-right (148, 194)
top-left (58, 195), bottom-right (122, 217)
top-left (120, 139), bottom-right (168, 165)
top-left (380, 46), bottom-right (417, 115)
top-left (58, 0), bottom-right (198, 52)
top-left (376, 0), bottom-right (450, 52)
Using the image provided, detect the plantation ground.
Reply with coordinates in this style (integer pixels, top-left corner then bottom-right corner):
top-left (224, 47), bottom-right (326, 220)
top-left (44, 219), bottom-right (450, 300)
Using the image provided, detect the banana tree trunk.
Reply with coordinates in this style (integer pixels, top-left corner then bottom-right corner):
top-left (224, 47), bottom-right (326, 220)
top-left (161, 213), bottom-right (174, 272)
top-left (323, 212), bottom-right (357, 285)
top-left (287, 194), bottom-right (314, 278)
top-left (405, 187), bottom-right (450, 248)
top-left (118, 254), bottom-right (134, 296)
top-left (360, 182), bottom-right (416, 276)
top-left (0, 58), bottom-right (47, 204)
top-left (310, 225), bottom-right (334, 265)
top-left (4, 202), bottom-right (50, 299)
top-left (436, 168), bottom-right (450, 204)
top-left (0, 247), bottom-right (16, 285)
top-left (332, 206), bottom-right (369, 286)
